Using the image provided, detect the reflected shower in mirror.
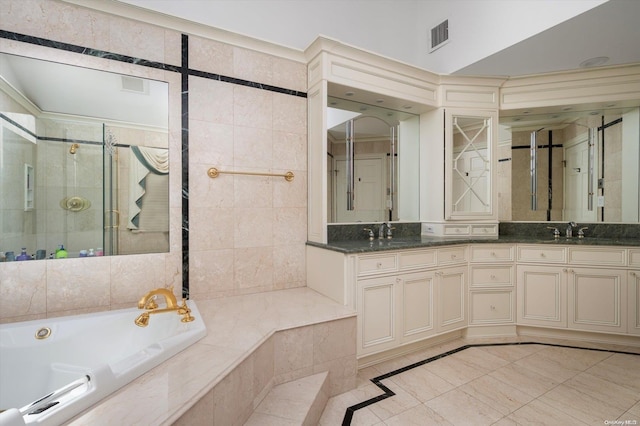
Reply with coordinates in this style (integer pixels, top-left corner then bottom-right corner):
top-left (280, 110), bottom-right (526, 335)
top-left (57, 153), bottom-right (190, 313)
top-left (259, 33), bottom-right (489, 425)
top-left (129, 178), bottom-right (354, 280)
top-left (499, 104), bottom-right (640, 223)
top-left (327, 96), bottom-right (420, 223)
top-left (0, 53), bottom-right (169, 260)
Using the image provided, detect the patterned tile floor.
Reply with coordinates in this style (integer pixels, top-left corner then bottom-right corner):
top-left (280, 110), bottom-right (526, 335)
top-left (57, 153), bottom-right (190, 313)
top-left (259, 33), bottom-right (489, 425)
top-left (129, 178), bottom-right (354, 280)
top-left (319, 337), bottom-right (640, 425)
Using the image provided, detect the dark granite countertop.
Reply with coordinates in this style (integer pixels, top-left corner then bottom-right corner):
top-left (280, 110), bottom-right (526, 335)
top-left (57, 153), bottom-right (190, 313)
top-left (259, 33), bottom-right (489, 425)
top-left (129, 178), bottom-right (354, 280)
top-left (307, 235), bottom-right (640, 254)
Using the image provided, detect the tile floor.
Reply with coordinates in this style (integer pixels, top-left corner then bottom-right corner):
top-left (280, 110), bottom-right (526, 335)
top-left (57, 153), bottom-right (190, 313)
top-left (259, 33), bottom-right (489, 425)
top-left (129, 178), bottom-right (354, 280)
top-left (319, 337), bottom-right (640, 425)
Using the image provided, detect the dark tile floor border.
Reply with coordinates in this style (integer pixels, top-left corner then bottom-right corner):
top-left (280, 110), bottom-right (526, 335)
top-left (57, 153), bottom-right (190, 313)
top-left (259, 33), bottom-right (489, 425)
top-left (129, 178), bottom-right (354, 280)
top-left (342, 341), bottom-right (640, 425)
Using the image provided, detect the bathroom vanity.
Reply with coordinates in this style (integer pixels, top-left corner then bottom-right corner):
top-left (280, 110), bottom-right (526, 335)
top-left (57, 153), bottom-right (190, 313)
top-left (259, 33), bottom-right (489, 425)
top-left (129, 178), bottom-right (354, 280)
top-left (307, 238), bottom-right (640, 365)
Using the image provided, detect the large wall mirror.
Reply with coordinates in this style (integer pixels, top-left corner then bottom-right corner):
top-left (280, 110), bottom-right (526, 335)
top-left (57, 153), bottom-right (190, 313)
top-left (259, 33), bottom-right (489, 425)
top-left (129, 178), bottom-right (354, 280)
top-left (0, 53), bottom-right (169, 260)
top-left (327, 94), bottom-right (420, 223)
top-left (499, 101), bottom-right (640, 223)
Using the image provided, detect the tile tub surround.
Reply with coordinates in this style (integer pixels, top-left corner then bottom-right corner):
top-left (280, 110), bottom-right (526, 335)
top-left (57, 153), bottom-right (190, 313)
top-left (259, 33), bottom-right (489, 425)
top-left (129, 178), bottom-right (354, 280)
top-left (65, 288), bottom-right (357, 425)
top-left (0, 0), bottom-right (308, 323)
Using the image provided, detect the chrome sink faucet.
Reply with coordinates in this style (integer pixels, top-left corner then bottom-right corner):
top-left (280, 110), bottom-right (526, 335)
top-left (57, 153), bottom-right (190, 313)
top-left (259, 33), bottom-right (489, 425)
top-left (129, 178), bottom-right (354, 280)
top-left (378, 222), bottom-right (388, 239)
top-left (566, 221), bottom-right (577, 238)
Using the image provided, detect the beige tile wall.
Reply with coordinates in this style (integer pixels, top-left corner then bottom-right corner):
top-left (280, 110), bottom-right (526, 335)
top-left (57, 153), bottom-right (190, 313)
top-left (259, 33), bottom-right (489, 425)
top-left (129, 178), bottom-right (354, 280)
top-left (0, 0), bottom-right (307, 322)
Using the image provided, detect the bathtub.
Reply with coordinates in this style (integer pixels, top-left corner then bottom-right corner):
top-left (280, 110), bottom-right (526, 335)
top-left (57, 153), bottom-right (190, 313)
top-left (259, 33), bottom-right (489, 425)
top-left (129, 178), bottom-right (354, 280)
top-left (0, 300), bottom-right (206, 426)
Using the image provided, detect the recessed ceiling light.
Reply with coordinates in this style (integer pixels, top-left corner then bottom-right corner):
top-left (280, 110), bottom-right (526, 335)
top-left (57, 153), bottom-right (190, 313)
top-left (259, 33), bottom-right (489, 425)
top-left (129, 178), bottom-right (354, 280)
top-left (403, 105), bottom-right (412, 110)
top-left (605, 103), bottom-right (617, 108)
top-left (579, 56), bottom-right (609, 68)
top-left (562, 106), bottom-right (573, 111)
top-left (522, 111), bottom-right (530, 115)
top-left (375, 99), bottom-right (385, 103)
top-left (360, 106), bottom-right (368, 111)
top-left (345, 91), bottom-right (355, 97)
top-left (589, 111), bottom-right (600, 115)
top-left (329, 101), bottom-right (338, 106)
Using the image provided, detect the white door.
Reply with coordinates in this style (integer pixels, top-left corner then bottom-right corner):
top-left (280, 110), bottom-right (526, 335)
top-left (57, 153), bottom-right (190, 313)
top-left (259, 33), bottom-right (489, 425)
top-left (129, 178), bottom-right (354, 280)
top-left (335, 157), bottom-right (386, 222)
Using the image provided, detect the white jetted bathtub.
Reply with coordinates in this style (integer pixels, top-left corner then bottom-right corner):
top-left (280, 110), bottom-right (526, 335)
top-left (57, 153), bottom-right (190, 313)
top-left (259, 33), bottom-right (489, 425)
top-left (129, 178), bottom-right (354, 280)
top-left (0, 300), bottom-right (206, 426)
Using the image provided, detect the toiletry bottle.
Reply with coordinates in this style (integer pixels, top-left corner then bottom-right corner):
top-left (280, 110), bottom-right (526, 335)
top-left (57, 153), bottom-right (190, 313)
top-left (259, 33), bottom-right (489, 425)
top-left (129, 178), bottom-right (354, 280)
top-left (87, 248), bottom-right (95, 257)
top-left (55, 244), bottom-right (68, 259)
top-left (96, 247), bottom-right (104, 256)
top-left (16, 248), bottom-right (31, 261)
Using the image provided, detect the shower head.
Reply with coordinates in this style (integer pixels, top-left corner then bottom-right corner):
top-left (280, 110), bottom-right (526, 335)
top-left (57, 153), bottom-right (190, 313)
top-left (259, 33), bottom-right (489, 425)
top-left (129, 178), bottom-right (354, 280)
top-left (69, 143), bottom-right (79, 154)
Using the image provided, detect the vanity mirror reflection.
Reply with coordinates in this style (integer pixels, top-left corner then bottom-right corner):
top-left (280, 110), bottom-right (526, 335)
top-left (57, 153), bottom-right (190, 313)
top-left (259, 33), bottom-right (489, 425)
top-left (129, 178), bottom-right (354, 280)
top-left (499, 102), bottom-right (640, 223)
top-left (327, 95), bottom-right (420, 223)
top-left (0, 53), bottom-right (170, 260)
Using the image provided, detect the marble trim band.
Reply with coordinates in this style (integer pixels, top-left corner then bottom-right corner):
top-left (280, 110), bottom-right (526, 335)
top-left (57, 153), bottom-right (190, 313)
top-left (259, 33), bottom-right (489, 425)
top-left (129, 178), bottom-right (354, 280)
top-left (0, 112), bottom-right (37, 138)
top-left (189, 68), bottom-right (307, 98)
top-left (0, 30), bottom-right (182, 72)
top-left (341, 342), bottom-right (640, 425)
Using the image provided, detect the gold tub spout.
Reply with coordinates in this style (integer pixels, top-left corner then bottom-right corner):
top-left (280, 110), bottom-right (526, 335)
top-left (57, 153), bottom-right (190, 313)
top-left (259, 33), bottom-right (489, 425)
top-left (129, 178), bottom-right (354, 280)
top-left (135, 287), bottom-right (195, 327)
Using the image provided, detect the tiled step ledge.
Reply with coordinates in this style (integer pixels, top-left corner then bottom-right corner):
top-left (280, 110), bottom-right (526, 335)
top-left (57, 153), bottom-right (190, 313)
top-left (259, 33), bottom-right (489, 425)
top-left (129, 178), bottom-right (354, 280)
top-left (67, 288), bottom-right (357, 426)
top-left (245, 371), bottom-right (330, 425)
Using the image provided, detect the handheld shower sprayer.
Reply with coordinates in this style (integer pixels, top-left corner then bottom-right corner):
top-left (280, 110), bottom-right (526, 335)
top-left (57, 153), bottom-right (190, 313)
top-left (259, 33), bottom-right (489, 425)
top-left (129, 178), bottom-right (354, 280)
top-left (69, 143), bottom-right (79, 154)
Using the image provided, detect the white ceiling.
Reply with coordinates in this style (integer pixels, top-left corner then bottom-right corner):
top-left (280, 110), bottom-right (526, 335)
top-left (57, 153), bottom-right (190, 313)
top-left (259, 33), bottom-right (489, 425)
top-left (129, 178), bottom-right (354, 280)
top-left (116, 0), bottom-right (640, 77)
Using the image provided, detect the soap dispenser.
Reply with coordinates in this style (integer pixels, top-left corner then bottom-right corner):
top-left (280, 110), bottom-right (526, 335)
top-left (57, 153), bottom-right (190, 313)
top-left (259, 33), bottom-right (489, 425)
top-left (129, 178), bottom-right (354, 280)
top-left (16, 248), bottom-right (31, 261)
top-left (55, 244), bottom-right (68, 259)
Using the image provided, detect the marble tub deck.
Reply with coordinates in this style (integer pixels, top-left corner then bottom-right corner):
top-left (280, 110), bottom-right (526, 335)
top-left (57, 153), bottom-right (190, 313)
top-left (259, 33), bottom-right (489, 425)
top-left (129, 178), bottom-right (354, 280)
top-left (66, 288), bottom-right (357, 425)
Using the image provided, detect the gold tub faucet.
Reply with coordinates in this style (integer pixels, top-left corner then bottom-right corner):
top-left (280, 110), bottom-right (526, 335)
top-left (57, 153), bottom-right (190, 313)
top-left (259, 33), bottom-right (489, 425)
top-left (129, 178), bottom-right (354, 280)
top-left (135, 287), bottom-right (195, 327)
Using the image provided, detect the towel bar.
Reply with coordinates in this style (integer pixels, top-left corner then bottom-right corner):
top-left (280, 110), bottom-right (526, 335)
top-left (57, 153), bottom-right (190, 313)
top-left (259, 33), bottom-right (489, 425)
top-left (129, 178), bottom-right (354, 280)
top-left (207, 167), bottom-right (294, 182)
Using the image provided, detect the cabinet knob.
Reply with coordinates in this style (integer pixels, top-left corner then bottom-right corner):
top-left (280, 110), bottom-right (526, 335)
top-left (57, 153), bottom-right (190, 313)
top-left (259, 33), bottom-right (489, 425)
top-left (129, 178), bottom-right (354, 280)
top-left (451, 254), bottom-right (457, 259)
top-left (490, 305), bottom-right (496, 310)
top-left (631, 272), bottom-right (637, 277)
top-left (539, 253), bottom-right (546, 258)
top-left (490, 275), bottom-right (496, 280)
top-left (377, 262), bottom-right (382, 268)
top-left (491, 252), bottom-right (496, 257)
top-left (396, 277), bottom-right (402, 283)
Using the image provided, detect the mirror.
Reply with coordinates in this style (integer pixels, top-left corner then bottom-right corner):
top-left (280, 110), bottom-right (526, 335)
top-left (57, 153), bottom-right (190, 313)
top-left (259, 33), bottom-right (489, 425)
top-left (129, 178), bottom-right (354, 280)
top-left (449, 114), bottom-right (492, 216)
top-left (0, 53), bottom-right (169, 260)
top-left (499, 103), bottom-right (640, 222)
top-left (326, 96), bottom-right (420, 223)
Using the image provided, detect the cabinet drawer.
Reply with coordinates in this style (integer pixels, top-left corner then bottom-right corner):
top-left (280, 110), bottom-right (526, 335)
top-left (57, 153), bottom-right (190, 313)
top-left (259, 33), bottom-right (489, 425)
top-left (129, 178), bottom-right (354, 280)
top-left (469, 265), bottom-right (514, 287)
top-left (629, 249), bottom-right (640, 267)
top-left (399, 249), bottom-right (437, 271)
top-left (444, 225), bottom-right (470, 236)
top-left (357, 253), bottom-right (398, 276)
top-left (517, 245), bottom-right (566, 264)
top-left (471, 224), bottom-right (498, 237)
top-left (469, 245), bottom-right (514, 263)
top-left (469, 289), bottom-right (515, 324)
top-left (437, 246), bottom-right (467, 265)
top-left (568, 247), bottom-right (626, 266)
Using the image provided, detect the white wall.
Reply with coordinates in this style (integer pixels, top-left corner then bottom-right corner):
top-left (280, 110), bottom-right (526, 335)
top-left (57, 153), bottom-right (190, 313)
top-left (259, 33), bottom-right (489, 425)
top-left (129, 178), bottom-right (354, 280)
top-left (116, 0), bottom-right (605, 74)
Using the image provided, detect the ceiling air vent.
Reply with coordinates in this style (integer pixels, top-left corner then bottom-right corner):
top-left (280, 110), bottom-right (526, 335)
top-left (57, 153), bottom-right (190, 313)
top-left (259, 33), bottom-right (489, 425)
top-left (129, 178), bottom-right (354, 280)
top-left (429, 19), bottom-right (449, 52)
top-left (121, 75), bottom-right (148, 94)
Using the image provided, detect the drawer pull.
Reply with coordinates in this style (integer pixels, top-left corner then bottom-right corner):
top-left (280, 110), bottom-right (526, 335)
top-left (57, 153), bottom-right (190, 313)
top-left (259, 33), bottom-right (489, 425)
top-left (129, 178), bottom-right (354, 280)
top-left (491, 252), bottom-right (496, 257)
top-left (490, 275), bottom-right (496, 280)
top-left (490, 305), bottom-right (496, 310)
top-left (377, 262), bottom-right (383, 268)
top-left (631, 272), bottom-right (637, 277)
top-left (451, 254), bottom-right (457, 259)
top-left (539, 253), bottom-right (546, 258)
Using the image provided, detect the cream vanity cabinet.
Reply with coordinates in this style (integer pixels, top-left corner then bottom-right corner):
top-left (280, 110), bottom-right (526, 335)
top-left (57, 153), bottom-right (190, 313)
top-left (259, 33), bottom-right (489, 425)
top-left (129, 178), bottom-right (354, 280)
top-left (517, 245), bottom-right (631, 335)
top-left (468, 244), bottom-right (516, 330)
top-left (353, 246), bottom-right (467, 357)
top-left (629, 249), bottom-right (640, 336)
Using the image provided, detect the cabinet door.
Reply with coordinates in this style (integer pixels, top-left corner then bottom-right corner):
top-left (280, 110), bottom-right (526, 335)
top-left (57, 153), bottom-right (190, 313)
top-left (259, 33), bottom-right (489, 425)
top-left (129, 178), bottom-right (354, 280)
top-left (356, 276), bottom-right (399, 355)
top-left (517, 265), bottom-right (567, 328)
top-left (400, 271), bottom-right (436, 344)
top-left (630, 271), bottom-right (640, 336)
top-left (567, 268), bottom-right (627, 333)
top-left (437, 266), bottom-right (468, 332)
top-left (444, 109), bottom-right (497, 220)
